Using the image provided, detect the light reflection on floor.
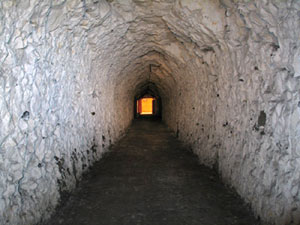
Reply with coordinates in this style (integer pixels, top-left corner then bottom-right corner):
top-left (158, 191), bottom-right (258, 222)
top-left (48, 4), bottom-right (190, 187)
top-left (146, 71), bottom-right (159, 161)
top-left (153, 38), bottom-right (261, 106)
top-left (140, 112), bottom-right (152, 115)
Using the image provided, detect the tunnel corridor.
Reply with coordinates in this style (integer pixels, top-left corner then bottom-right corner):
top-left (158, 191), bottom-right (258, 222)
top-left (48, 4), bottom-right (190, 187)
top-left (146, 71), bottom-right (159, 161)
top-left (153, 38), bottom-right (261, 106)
top-left (1, 0), bottom-right (300, 225)
top-left (44, 118), bottom-right (259, 225)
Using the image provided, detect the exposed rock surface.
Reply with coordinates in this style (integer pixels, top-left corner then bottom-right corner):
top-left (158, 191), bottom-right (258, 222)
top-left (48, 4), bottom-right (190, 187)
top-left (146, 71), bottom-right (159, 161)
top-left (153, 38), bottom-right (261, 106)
top-left (0, 0), bottom-right (299, 225)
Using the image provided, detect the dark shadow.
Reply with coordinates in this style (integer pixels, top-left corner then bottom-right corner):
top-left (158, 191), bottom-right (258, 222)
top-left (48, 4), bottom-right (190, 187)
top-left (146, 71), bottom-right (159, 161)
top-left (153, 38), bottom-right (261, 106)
top-left (134, 114), bottom-right (162, 121)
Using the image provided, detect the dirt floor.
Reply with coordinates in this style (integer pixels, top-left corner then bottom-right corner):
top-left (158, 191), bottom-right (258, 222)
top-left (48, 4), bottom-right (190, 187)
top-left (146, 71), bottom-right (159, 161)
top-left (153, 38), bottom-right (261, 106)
top-left (44, 118), bottom-right (260, 225)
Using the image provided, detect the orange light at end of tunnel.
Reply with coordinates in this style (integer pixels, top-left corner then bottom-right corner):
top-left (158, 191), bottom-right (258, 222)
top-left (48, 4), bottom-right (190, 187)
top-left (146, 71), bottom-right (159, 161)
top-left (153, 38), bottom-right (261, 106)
top-left (139, 98), bottom-right (154, 115)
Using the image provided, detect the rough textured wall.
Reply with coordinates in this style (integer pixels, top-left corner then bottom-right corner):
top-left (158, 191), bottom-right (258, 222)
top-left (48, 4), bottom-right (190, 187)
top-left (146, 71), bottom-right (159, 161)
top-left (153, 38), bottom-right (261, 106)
top-left (215, 1), bottom-right (300, 224)
top-left (0, 1), bottom-right (128, 224)
top-left (160, 1), bottom-right (300, 224)
top-left (0, 0), bottom-right (300, 225)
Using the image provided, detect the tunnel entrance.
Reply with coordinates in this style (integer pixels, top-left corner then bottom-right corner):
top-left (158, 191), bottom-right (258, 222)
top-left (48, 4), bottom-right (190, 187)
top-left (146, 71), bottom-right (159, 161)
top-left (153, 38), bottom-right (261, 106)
top-left (137, 97), bottom-right (155, 115)
top-left (134, 82), bottom-right (162, 119)
top-left (135, 95), bottom-right (161, 118)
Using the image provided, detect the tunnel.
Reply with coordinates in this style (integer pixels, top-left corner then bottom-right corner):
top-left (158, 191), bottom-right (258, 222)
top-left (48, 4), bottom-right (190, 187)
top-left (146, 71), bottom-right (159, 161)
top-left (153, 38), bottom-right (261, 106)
top-left (0, 0), bottom-right (300, 224)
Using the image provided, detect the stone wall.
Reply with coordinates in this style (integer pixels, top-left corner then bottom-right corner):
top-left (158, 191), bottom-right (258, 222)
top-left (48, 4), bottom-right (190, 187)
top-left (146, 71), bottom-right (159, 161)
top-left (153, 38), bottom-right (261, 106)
top-left (0, 0), bottom-right (300, 225)
top-left (215, 1), bottom-right (300, 224)
top-left (0, 1), bottom-right (128, 224)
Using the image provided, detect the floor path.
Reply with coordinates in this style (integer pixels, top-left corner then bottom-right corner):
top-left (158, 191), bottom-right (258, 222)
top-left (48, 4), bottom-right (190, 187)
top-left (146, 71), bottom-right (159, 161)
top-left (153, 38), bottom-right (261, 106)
top-left (45, 118), bottom-right (259, 225)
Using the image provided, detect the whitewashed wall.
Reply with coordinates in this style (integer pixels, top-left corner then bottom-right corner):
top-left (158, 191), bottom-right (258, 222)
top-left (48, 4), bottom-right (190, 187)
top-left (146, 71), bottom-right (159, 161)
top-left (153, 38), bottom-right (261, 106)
top-left (0, 0), bottom-right (299, 224)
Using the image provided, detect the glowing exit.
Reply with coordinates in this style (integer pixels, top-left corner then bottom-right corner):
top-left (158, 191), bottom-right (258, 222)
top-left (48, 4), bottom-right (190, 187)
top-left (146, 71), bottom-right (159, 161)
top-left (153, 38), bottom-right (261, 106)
top-left (137, 98), bottom-right (155, 115)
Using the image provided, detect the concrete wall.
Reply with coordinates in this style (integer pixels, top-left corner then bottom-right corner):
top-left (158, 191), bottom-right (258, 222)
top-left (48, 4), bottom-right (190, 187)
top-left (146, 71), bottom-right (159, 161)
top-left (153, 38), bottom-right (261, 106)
top-left (0, 0), bottom-right (300, 224)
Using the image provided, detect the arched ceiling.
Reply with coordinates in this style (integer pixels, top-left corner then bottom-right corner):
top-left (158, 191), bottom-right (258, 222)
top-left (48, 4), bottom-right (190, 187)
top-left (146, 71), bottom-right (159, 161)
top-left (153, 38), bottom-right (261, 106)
top-left (85, 0), bottom-right (225, 108)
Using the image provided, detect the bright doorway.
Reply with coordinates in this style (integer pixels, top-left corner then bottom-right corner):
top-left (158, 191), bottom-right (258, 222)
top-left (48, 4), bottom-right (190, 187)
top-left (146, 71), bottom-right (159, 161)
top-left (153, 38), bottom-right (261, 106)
top-left (137, 98), bottom-right (155, 115)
